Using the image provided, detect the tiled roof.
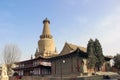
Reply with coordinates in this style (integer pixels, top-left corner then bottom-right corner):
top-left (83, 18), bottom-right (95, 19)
top-left (59, 42), bottom-right (86, 56)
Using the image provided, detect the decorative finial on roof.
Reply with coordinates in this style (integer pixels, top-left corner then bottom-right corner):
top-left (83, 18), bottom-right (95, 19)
top-left (43, 17), bottom-right (50, 24)
top-left (55, 47), bottom-right (57, 52)
top-left (31, 55), bottom-right (33, 59)
top-left (36, 48), bottom-right (38, 52)
top-left (65, 41), bottom-right (68, 44)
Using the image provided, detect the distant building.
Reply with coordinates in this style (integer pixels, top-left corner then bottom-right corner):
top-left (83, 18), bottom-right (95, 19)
top-left (102, 56), bottom-right (113, 72)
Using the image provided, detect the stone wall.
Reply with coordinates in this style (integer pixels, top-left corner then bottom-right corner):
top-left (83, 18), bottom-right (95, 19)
top-left (9, 75), bottom-right (103, 80)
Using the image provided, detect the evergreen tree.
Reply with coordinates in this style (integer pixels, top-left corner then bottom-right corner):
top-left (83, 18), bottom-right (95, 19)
top-left (94, 39), bottom-right (105, 69)
top-left (114, 54), bottom-right (120, 69)
top-left (87, 39), bottom-right (98, 69)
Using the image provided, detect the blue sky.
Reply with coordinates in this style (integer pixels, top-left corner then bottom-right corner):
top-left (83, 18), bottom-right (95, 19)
top-left (0, 0), bottom-right (120, 62)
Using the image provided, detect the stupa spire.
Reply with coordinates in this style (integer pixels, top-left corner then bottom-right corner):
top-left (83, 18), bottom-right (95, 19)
top-left (40, 18), bottom-right (52, 39)
top-left (36, 18), bottom-right (57, 58)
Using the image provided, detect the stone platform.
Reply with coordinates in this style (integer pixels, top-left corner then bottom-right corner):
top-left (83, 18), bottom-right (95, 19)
top-left (10, 75), bottom-right (103, 80)
top-left (9, 74), bottom-right (120, 80)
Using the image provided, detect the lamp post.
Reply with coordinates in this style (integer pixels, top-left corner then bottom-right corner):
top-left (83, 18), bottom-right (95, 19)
top-left (61, 60), bottom-right (65, 80)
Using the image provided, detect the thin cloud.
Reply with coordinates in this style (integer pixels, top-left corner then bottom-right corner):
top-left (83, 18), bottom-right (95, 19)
top-left (75, 16), bottom-right (88, 24)
top-left (64, 0), bottom-right (89, 6)
top-left (95, 6), bottom-right (120, 56)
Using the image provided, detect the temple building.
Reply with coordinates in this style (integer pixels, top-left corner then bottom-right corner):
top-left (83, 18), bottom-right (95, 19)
top-left (50, 43), bottom-right (88, 77)
top-left (13, 57), bottom-right (51, 76)
top-left (13, 18), bottom-right (112, 77)
top-left (50, 43), bottom-right (112, 76)
top-left (13, 18), bottom-right (57, 76)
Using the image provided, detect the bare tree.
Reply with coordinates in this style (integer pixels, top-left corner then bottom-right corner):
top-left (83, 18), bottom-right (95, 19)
top-left (1, 44), bottom-right (21, 76)
top-left (3, 44), bottom-right (21, 64)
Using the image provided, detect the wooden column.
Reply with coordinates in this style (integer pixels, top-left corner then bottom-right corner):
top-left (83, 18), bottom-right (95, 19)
top-left (40, 67), bottom-right (42, 76)
top-left (76, 57), bottom-right (80, 72)
top-left (55, 61), bottom-right (56, 74)
top-left (71, 57), bottom-right (73, 72)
